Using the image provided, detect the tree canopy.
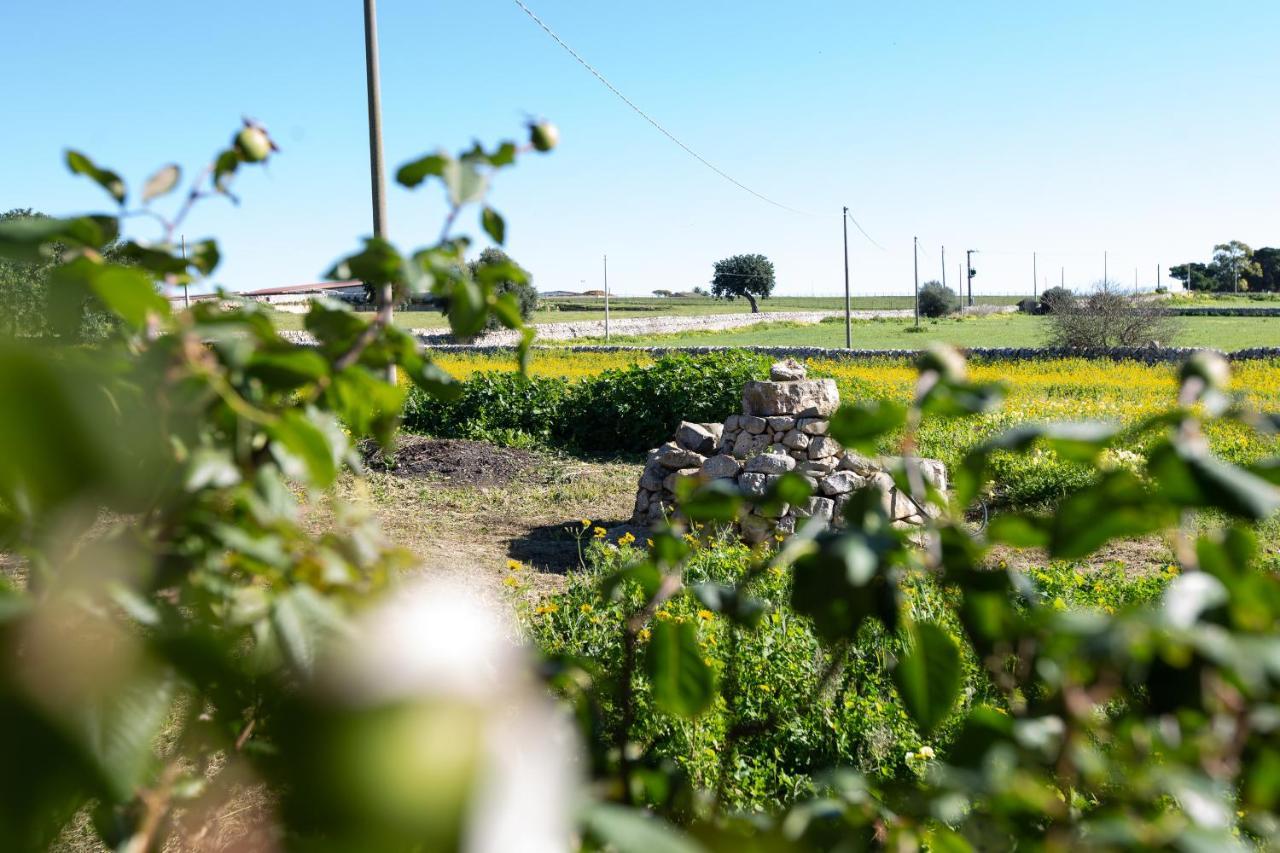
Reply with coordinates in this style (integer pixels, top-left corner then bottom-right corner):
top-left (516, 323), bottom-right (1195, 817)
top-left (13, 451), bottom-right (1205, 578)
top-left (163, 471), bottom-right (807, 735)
top-left (710, 253), bottom-right (775, 313)
top-left (1173, 240), bottom-right (1276, 292)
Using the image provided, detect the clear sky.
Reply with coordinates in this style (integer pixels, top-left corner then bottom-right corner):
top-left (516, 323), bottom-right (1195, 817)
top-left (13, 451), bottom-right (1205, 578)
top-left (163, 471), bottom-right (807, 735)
top-left (3, 1), bottom-right (1278, 297)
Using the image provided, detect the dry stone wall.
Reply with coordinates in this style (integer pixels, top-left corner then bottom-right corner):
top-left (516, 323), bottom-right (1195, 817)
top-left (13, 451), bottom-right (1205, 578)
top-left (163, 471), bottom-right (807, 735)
top-left (632, 360), bottom-right (947, 542)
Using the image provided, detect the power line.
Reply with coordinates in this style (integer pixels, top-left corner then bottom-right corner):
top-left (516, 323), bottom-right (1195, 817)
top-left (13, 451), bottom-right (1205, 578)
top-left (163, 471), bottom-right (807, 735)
top-left (512, 0), bottom-right (818, 217)
top-left (844, 211), bottom-right (886, 251)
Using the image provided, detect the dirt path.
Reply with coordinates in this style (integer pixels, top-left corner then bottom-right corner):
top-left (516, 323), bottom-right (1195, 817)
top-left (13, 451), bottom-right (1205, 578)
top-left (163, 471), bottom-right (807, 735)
top-left (347, 436), bottom-right (641, 603)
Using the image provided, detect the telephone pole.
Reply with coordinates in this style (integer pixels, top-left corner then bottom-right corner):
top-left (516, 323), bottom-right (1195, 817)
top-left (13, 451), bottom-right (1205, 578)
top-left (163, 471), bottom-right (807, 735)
top-left (965, 249), bottom-right (976, 307)
top-left (362, 0), bottom-right (394, 381)
top-left (842, 206), bottom-right (851, 348)
top-left (603, 254), bottom-right (610, 342)
top-left (1032, 251), bottom-right (1037, 300)
top-left (941, 245), bottom-right (947, 290)
top-left (913, 236), bottom-right (920, 328)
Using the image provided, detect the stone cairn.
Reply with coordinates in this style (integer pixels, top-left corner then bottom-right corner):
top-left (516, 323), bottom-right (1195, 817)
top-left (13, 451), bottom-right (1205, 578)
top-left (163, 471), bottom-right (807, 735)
top-left (631, 359), bottom-right (947, 543)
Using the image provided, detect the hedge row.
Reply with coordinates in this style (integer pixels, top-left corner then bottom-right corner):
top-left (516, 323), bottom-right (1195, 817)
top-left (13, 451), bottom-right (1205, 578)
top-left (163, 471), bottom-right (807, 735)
top-left (402, 351), bottom-right (767, 453)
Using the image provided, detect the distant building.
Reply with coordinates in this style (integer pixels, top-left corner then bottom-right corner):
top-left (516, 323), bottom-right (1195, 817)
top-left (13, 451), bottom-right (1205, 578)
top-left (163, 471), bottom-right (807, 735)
top-left (540, 290), bottom-right (582, 297)
top-left (240, 281), bottom-right (367, 312)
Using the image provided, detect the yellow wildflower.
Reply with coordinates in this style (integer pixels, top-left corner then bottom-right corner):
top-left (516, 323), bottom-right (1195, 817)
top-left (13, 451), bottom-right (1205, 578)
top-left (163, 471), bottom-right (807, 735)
top-left (505, 558), bottom-right (524, 571)
top-left (618, 531), bottom-right (636, 547)
top-left (593, 526), bottom-right (607, 539)
top-left (646, 538), bottom-right (654, 548)
top-left (580, 603), bottom-right (594, 614)
top-left (534, 602), bottom-right (559, 615)
top-left (697, 609), bottom-right (714, 622)
top-left (580, 518), bottom-right (591, 529)
top-left (918, 745), bottom-right (935, 760)
top-left (502, 575), bottom-right (520, 588)
top-left (638, 628), bottom-right (651, 642)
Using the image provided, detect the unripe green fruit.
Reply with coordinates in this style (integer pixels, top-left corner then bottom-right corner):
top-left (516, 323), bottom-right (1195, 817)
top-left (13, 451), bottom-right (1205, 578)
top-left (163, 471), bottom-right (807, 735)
top-left (529, 121), bottom-right (559, 152)
top-left (235, 126), bottom-right (273, 163)
top-left (1180, 350), bottom-right (1229, 391)
top-left (916, 343), bottom-right (966, 383)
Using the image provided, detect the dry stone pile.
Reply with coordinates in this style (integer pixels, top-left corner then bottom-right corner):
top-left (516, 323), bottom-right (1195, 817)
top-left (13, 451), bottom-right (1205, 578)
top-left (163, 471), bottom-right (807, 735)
top-left (631, 359), bottom-right (948, 542)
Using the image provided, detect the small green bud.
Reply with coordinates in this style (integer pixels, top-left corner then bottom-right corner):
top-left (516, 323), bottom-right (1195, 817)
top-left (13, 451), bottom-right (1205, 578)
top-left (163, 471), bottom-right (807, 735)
top-left (529, 121), bottom-right (559, 152)
top-left (1180, 350), bottom-right (1229, 391)
top-left (916, 343), bottom-right (966, 383)
top-left (234, 123), bottom-right (275, 163)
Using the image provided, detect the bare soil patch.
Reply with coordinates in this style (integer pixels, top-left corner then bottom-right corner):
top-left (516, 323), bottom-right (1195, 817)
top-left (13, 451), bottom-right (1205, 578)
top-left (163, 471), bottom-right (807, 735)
top-left (364, 435), bottom-right (540, 487)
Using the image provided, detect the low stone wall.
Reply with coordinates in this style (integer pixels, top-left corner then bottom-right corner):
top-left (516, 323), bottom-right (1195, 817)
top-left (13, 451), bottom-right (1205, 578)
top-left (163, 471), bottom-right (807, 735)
top-left (419, 343), bottom-right (1280, 363)
top-left (1165, 307), bottom-right (1280, 316)
top-left (634, 360), bottom-right (946, 542)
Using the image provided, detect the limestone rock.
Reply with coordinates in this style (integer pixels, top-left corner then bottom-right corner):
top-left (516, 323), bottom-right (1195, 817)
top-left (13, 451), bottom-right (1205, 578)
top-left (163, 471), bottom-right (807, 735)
top-left (655, 441), bottom-right (706, 470)
top-left (701, 453), bottom-right (742, 480)
top-left (769, 358), bottom-right (807, 381)
top-left (675, 421), bottom-right (717, 455)
top-left (744, 452), bottom-right (796, 475)
top-left (794, 496), bottom-right (835, 522)
top-left (797, 417), bottom-right (829, 436)
top-left (838, 452), bottom-right (879, 475)
top-left (639, 460), bottom-right (665, 491)
top-left (663, 467), bottom-right (700, 493)
top-left (766, 415), bottom-right (796, 432)
top-left (781, 429), bottom-right (810, 450)
top-left (732, 431), bottom-right (770, 458)
top-left (799, 458), bottom-right (837, 476)
top-left (742, 378), bottom-right (839, 418)
top-left (807, 435), bottom-right (841, 460)
top-left (740, 514), bottom-right (774, 544)
top-left (741, 415), bottom-right (767, 434)
top-left (819, 470), bottom-right (865, 496)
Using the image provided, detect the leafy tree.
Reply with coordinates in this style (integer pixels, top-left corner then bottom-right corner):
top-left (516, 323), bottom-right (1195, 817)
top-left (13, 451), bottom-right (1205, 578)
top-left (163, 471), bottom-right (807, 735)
top-left (652, 288), bottom-right (672, 297)
top-left (1038, 285), bottom-right (1074, 313)
top-left (1253, 246), bottom-right (1280, 292)
top-left (917, 280), bottom-right (958, 318)
top-left (1212, 240), bottom-right (1262, 292)
top-left (465, 246), bottom-right (537, 330)
top-left (1169, 261), bottom-right (1216, 291)
top-left (710, 253), bottom-right (775, 313)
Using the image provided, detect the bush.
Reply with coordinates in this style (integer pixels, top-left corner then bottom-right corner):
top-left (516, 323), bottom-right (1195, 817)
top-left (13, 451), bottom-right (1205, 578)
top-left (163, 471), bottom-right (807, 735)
top-left (524, 535), bottom-right (1169, 811)
top-left (1017, 297), bottom-right (1039, 314)
top-left (1038, 285), bottom-right (1074, 314)
top-left (402, 351), bottom-right (768, 454)
top-left (1044, 283), bottom-right (1179, 348)
top-left (401, 371), bottom-right (566, 443)
top-left (917, 280), bottom-right (959, 318)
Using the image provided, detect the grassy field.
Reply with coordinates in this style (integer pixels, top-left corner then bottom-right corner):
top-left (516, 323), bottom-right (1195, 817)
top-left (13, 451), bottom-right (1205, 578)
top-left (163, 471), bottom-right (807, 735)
top-left (556, 312), bottom-right (1280, 351)
top-left (261, 294), bottom-right (1025, 331)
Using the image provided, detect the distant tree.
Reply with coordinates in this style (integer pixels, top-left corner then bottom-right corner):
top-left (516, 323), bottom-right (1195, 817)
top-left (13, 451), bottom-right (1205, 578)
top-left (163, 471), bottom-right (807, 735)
top-left (652, 289), bottom-right (672, 297)
top-left (710, 253), bottom-right (775, 313)
top-left (0, 208), bottom-right (127, 339)
top-left (1038, 286), bottom-right (1075, 314)
top-left (1169, 262), bottom-right (1216, 292)
top-left (1211, 241), bottom-right (1262, 292)
top-left (1045, 282), bottom-right (1178, 348)
top-left (692, 286), bottom-right (708, 296)
top-left (917, 280), bottom-right (958, 317)
top-left (1251, 247), bottom-right (1279, 292)
top-left (458, 247), bottom-right (537, 331)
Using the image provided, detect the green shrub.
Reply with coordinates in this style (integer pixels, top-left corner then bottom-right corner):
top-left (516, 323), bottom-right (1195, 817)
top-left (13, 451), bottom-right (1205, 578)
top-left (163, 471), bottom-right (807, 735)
top-left (525, 535), bottom-right (1171, 812)
top-left (557, 351), bottom-right (766, 453)
top-left (468, 247), bottom-right (538, 330)
top-left (1038, 285), bottom-right (1074, 314)
top-left (402, 370), bottom-right (566, 443)
top-left (917, 280), bottom-right (959, 318)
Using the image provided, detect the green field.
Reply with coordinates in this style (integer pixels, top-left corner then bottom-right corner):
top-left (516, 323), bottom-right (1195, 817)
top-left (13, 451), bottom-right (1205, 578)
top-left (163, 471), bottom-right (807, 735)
top-left (557, 312), bottom-right (1280, 350)
top-left (262, 294), bottom-right (1025, 331)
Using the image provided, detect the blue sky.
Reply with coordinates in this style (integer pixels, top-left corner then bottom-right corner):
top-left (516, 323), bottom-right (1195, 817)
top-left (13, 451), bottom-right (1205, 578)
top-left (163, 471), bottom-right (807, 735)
top-left (3, 1), bottom-right (1277, 297)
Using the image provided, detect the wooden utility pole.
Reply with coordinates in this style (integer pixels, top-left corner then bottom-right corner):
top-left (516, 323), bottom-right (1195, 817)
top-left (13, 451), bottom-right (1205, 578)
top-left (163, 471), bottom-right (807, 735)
top-left (913, 236), bottom-right (920, 328)
top-left (941, 245), bottom-right (947, 290)
top-left (966, 249), bottom-right (975, 306)
top-left (842, 206), bottom-right (851, 348)
top-left (362, 0), bottom-right (394, 381)
top-left (1032, 251), bottom-right (1037, 300)
top-left (603, 254), bottom-right (610, 342)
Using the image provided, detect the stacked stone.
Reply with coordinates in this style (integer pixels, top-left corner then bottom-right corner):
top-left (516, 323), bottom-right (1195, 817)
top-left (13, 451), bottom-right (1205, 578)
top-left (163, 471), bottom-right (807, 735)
top-left (631, 359), bottom-right (948, 543)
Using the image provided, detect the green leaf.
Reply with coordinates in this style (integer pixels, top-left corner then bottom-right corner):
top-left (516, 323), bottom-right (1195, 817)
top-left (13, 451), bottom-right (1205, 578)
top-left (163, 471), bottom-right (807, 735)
top-left (141, 164), bottom-right (181, 203)
top-left (674, 478), bottom-right (742, 523)
top-left (246, 348), bottom-right (331, 389)
top-left (791, 529), bottom-right (900, 642)
top-left (481, 206), bottom-right (505, 244)
top-left (187, 239), bottom-right (220, 275)
top-left (268, 410), bottom-right (341, 487)
top-left (828, 400), bottom-right (906, 452)
top-left (72, 667), bottom-right (176, 802)
top-left (396, 151), bottom-right (450, 188)
top-left (0, 214), bottom-right (116, 262)
top-left (66, 149), bottom-right (126, 204)
top-left (646, 620), bottom-right (715, 718)
top-left (986, 514), bottom-right (1049, 548)
top-left (580, 802), bottom-right (707, 853)
top-left (1149, 442), bottom-right (1280, 520)
top-left (692, 582), bottom-right (767, 628)
top-left (893, 622), bottom-right (962, 736)
top-left (85, 265), bottom-right (170, 329)
top-left (325, 237), bottom-right (403, 289)
top-left (270, 586), bottom-right (350, 678)
top-left (442, 158), bottom-right (489, 207)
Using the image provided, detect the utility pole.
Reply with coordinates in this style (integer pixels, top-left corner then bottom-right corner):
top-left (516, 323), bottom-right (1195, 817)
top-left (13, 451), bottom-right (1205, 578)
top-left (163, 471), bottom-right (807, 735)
top-left (1103, 250), bottom-right (1108, 286)
top-left (180, 234), bottom-right (190, 309)
top-left (941, 245), bottom-right (947, 290)
top-left (913, 236), bottom-right (920, 328)
top-left (1061, 266), bottom-right (1065, 288)
top-left (1157, 264), bottom-right (1161, 290)
top-left (965, 249), bottom-right (975, 307)
top-left (842, 206), bottom-right (851, 349)
top-left (1032, 251), bottom-right (1037, 301)
top-left (603, 254), bottom-right (610, 342)
top-left (362, 0), bottom-right (394, 381)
